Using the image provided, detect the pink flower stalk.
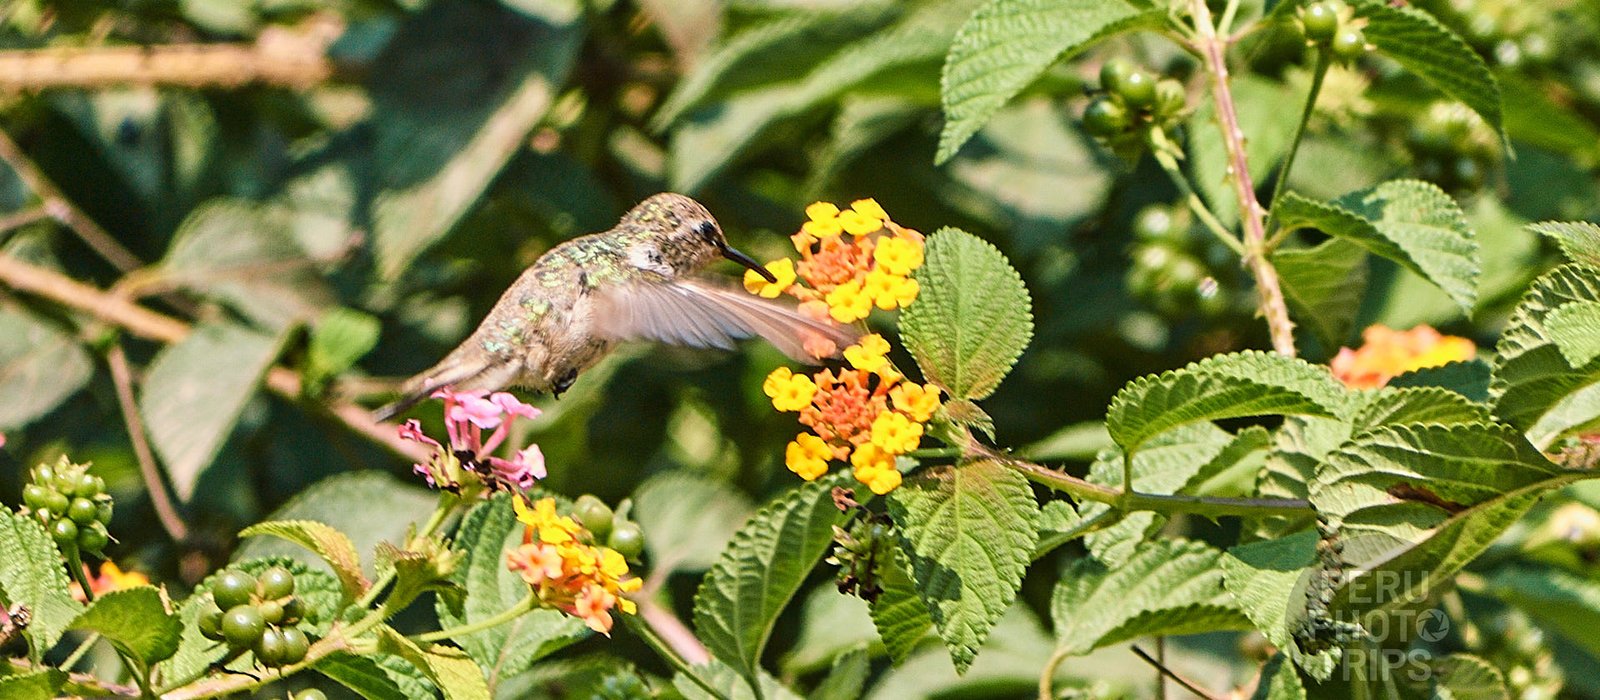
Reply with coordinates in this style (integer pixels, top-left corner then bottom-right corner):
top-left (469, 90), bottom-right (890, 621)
top-left (398, 388), bottom-right (546, 492)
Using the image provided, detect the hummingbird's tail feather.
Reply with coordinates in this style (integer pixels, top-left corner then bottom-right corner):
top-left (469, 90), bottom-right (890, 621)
top-left (371, 348), bottom-right (519, 422)
top-left (594, 279), bottom-right (860, 363)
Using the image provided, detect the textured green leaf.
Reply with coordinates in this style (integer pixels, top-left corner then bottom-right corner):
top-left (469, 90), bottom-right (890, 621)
top-left (1545, 301), bottom-right (1600, 368)
top-left (1389, 360), bottom-right (1492, 404)
top-left (1256, 416), bottom-right (1349, 539)
top-left (0, 509), bottom-right (81, 660)
top-left (1425, 655), bottom-right (1510, 700)
top-left (1250, 655), bottom-right (1306, 700)
top-left (782, 588), bottom-right (877, 676)
top-left (438, 495), bottom-right (587, 688)
top-left (1052, 539), bottom-right (1249, 656)
top-left (1491, 265), bottom-right (1600, 447)
top-left (633, 472), bottom-right (754, 576)
top-left (161, 559), bottom-right (343, 683)
top-left (378, 627), bottom-right (491, 700)
top-left (1275, 182), bottom-right (1479, 313)
top-left (0, 670), bottom-right (66, 700)
top-left (935, 0), bottom-right (1157, 162)
top-left (810, 645), bottom-right (870, 700)
top-left (694, 478), bottom-right (846, 685)
top-left (1106, 350), bottom-right (1347, 454)
top-left (161, 199), bottom-right (332, 329)
top-left (1529, 221), bottom-right (1600, 269)
top-left (0, 306), bottom-right (93, 430)
top-left (1222, 531), bottom-right (1319, 653)
top-left (234, 472), bottom-right (436, 580)
top-left (238, 520), bottom-right (369, 604)
top-left (1272, 238), bottom-right (1368, 352)
top-left (307, 307), bottom-right (382, 384)
top-left (1350, 386), bottom-right (1491, 428)
top-left (140, 320), bottom-right (287, 501)
top-left (869, 542), bottom-right (934, 665)
top-left (1353, 0), bottom-right (1503, 135)
top-left (316, 652), bottom-right (437, 700)
top-left (863, 605), bottom-right (1055, 698)
top-left (674, 659), bottom-right (804, 700)
top-left (1079, 423), bottom-right (1235, 566)
top-left (900, 227), bottom-right (1033, 402)
top-left (69, 586), bottom-right (181, 666)
top-left (887, 460), bottom-right (1038, 673)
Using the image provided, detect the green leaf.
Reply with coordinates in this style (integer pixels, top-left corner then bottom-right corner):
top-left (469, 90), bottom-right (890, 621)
top-left (869, 542), bottom-right (934, 665)
top-left (1389, 360), bottom-right (1492, 403)
top-left (0, 670), bottom-right (66, 700)
top-left (438, 495), bottom-right (587, 686)
top-left (161, 559), bottom-right (343, 683)
top-left (1272, 238), bottom-right (1368, 352)
top-left (810, 645), bottom-right (870, 700)
top-left (1106, 350), bottom-right (1347, 455)
top-left (369, 1), bottom-right (581, 279)
top-left (307, 307), bottom-right (382, 384)
top-left (315, 652), bottom-right (438, 700)
top-left (934, 0), bottom-right (1158, 162)
top-left (1051, 539), bottom-right (1249, 656)
top-left (782, 588), bottom-right (877, 676)
top-left (1221, 531), bottom-right (1319, 653)
top-left (0, 509), bottom-right (81, 660)
top-left (1491, 264), bottom-right (1600, 447)
top-left (69, 586), bottom-right (181, 666)
top-left (1424, 655), bottom-right (1510, 699)
top-left (160, 199), bottom-right (333, 329)
top-left (900, 227), bottom-right (1033, 402)
top-left (1079, 423), bottom-right (1236, 566)
top-left (140, 320), bottom-right (287, 501)
top-left (1545, 301), bottom-right (1600, 368)
top-left (1529, 221), bottom-right (1600, 269)
top-left (674, 659), bottom-right (804, 700)
top-left (1250, 655), bottom-right (1306, 700)
top-left (238, 520), bottom-right (369, 604)
top-left (633, 472), bottom-right (754, 576)
top-left (694, 478), bottom-right (845, 684)
top-left (1349, 386), bottom-right (1491, 429)
top-left (1489, 566), bottom-right (1600, 658)
top-left (807, 95), bottom-right (922, 196)
top-left (1274, 182), bottom-right (1479, 313)
top-left (378, 627), bottom-right (492, 700)
top-left (234, 472), bottom-right (437, 580)
top-left (1352, 0), bottom-right (1503, 136)
top-left (887, 460), bottom-right (1038, 673)
top-left (0, 306), bottom-right (93, 430)
top-left (865, 605), bottom-right (1056, 697)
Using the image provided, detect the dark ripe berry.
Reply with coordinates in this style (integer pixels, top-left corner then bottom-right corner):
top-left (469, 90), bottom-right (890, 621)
top-left (221, 605), bottom-right (266, 649)
top-left (280, 597), bottom-right (305, 625)
top-left (1115, 70), bottom-right (1157, 109)
top-left (573, 495), bottom-right (614, 540)
top-left (96, 501), bottom-right (113, 525)
top-left (67, 498), bottom-right (99, 525)
top-left (198, 605), bottom-right (225, 641)
top-left (22, 484), bottom-right (50, 510)
top-left (1153, 79), bottom-right (1186, 119)
top-left (42, 490), bottom-right (69, 517)
top-left (259, 599), bottom-right (285, 625)
top-left (294, 691), bottom-right (327, 700)
top-left (77, 523), bottom-right (109, 552)
top-left (1330, 28), bottom-right (1367, 61)
top-left (1082, 98), bottom-right (1130, 138)
top-left (607, 522), bottom-right (645, 560)
top-left (258, 566), bottom-right (296, 600)
top-left (1301, 2), bottom-right (1341, 43)
top-left (73, 474), bottom-right (103, 498)
top-left (212, 571), bottom-right (258, 610)
top-left (279, 627), bottom-right (310, 664)
top-left (50, 519), bottom-right (79, 548)
top-left (254, 626), bottom-right (287, 666)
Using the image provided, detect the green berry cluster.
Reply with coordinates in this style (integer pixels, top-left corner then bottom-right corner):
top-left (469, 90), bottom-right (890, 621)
top-left (1124, 204), bottom-right (1238, 318)
top-left (1082, 59), bottom-right (1186, 145)
top-left (197, 567), bottom-right (313, 668)
top-left (1298, 1), bottom-right (1368, 62)
top-left (22, 458), bottom-right (113, 556)
top-left (572, 495), bottom-right (644, 560)
top-left (1408, 101), bottom-right (1497, 192)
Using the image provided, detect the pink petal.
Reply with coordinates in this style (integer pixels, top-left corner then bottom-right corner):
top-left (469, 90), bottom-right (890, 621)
top-left (448, 394), bottom-right (504, 430)
top-left (397, 420), bottom-right (440, 448)
top-left (491, 392), bottom-right (542, 421)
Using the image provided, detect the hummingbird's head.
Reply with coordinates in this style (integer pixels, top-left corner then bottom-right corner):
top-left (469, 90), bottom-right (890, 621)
top-left (625, 193), bottom-right (778, 283)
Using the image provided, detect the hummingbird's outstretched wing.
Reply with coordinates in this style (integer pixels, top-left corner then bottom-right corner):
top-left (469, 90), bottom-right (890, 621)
top-left (593, 279), bottom-right (858, 362)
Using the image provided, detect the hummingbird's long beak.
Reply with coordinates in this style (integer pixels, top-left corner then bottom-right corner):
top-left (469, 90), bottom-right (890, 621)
top-left (720, 242), bottom-right (778, 283)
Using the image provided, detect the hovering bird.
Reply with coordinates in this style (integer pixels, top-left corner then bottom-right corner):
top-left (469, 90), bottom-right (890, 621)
top-left (373, 193), bottom-right (856, 420)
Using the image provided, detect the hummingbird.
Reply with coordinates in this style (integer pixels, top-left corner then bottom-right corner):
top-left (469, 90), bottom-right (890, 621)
top-left (373, 193), bottom-right (856, 421)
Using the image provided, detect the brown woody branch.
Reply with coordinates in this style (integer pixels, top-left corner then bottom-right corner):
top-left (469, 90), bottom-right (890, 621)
top-left (0, 23), bottom-right (340, 92)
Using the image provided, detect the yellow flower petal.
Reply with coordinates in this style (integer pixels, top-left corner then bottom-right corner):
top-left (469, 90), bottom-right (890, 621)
top-left (825, 280), bottom-right (873, 323)
top-left (838, 209), bottom-right (880, 236)
top-left (851, 198), bottom-right (889, 222)
top-left (744, 258), bottom-right (797, 299)
top-left (806, 201), bottom-right (842, 222)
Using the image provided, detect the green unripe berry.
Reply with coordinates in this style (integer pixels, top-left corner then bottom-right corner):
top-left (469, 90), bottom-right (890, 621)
top-left (1330, 28), bottom-right (1367, 61)
top-left (22, 484), bottom-right (50, 510)
top-left (42, 490), bottom-right (69, 517)
top-left (1099, 59), bottom-right (1136, 95)
top-left (1133, 243), bottom-right (1177, 273)
top-left (1153, 79), bottom-right (1186, 119)
top-left (607, 522), bottom-right (645, 560)
top-left (1133, 206), bottom-right (1184, 245)
top-left (258, 566), bottom-right (296, 600)
top-left (221, 605), bottom-right (266, 649)
top-left (33, 465), bottom-right (55, 485)
top-left (67, 498), bottom-right (99, 525)
top-left (1114, 70), bottom-right (1157, 110)
top-left (254, 626), bottom-right (287, 666)
top-left (293, 690), bottom-right (327, 700)
top-left (279, 627), bottom-right (310, 664)
top-left (198, 604), bottom-right (225, 641)
top-left (1301, 2), bottom-right (1341, 43)
top-left (96, 501), bottom-right (113, 525)
top-left (52, 473), bottom-right (79, 497)
top-left (259, 599), bottom-right (285, 625)
top-left (573, 495), bottom-right (614, 539)
top-left (212, 571), bottom-right (258, 610)
top-left (77, 523), bottom-right (109, 552)
top-left (1082, 98), bottom-right (1130, 138)
top-left (50, 519), bottom-right (79, 548)
top-left (1164, 255), bottom-right (1207, 290)
top-left (72, 474), bottom-right (103, 498)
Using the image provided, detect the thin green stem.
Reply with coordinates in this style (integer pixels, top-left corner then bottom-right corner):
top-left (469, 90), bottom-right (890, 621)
top-left (412, 593), bottom-right (535, 644)
top-left (624, 613), bottom-right (728, 700)
top-left (908, 447), bottom-right (963, 459)
top-left (355, 493), bottom-right (459, 609)
top-left (1005, 458), bottom-right (1312, 519)
top-left (59, 632), bottom-right (100, 671)
top-left (1265, 51), bottom-right (1332, 248)
top-left (1148, 132), bottom-right (1246, 256)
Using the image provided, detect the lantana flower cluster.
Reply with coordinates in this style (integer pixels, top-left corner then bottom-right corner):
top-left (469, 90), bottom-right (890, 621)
top-left (70, 561), bottom-right (149, 603)
top-left (1330, 324), bottom-right (1476, 389)
top-left (505, 496), bottom-right (641, 635)
top-left (398, 388), bottom-right (545, 493)
top-left (749, 199), bottom-right (940, 496)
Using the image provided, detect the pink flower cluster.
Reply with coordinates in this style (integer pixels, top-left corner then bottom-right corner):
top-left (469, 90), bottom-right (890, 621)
top-left (398, 388), bottom-right (546, 491)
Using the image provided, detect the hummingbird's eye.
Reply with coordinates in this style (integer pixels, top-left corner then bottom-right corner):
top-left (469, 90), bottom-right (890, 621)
top-left (691, 220), bottom-right (719, 243)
